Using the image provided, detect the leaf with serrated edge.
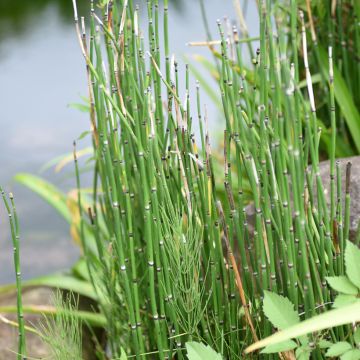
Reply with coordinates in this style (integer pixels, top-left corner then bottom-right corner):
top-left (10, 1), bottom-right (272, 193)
top-left (263, 291), bottom-right (299, 330)
top-left (245, 302), bottom-right (360, 354)
top-left (326, 342), bottom-right (352, 357)
top-left (326, 276), bottom-right (358, 295)
top-left (345, 241), bottom-right (360, 289)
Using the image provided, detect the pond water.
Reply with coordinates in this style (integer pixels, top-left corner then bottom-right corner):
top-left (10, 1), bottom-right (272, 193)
top-left (0, 0), bottom-right (258, 284)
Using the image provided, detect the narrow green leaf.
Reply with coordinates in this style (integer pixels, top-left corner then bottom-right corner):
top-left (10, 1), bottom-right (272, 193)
top-left (185, 57), bottom-right (221, 110)
top-left (186, 342), bottom-right (222, 360)
top-left (191, 54), bottom-right (220, 80)
top-left (77, 130), bottom-right (91, 140)
top-left (68, 102), bottom-right (90, 113)
top-left (0, 274), bottom-right (98, 301)
top-left (53, 147), bottom-right (92, 173)
top-left (39, 154), bottom-right (71, 173)
top-left (24, 275), bottom-right (99, 301)
top-left (345, 241), bottom-right (360, 289)
top-left (326, 276), bottom-right (359, 295)
top-left (261, 340), bottom-right (297, 354)
top-left (326, 342), bottom-right (352, 357)
top-left (263, 291), bottom-right (300, 330)
top-left (298, 73), bottom-right (322, 88)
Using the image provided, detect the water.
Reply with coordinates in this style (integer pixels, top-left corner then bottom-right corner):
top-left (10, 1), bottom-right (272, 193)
top-left (0, 0), bottom-right (258, 284)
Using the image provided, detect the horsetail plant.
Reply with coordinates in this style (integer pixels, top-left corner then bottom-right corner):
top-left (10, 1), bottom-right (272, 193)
top-left (65, 0), bottom-right (359, 358)
top-left (1, 189), bottom-right (26, 360)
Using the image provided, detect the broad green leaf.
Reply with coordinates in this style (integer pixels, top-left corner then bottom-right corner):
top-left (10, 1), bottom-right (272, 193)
top-left (261, 340), bottom-right (297, 354)
top-left (296, 346), bottom-right (311, 360)
top-left (333, 294), bottom-right (358, 308)
top-left (14, 173), bottom-right (71, 223)
top-left (326, 342), bottom-right (352, 357)
top-left (354, 328), bottom-right (360, 344)
top-left (345, 241), bottom-right (360, 289)
top-left (263, 291), bottom-right (300, 330)
top-left (341, 349), bottom-right (360, 360)
top-left (318, 47), bottom-right (360, 153)
top-left (245, 301), bottom-right (360, 354)
top-left (319, 340), bottom-right (333, 349)
top-left (185, 342), bottom-right (222, 360)
top-left (326, 276), bottom-right (358, 295)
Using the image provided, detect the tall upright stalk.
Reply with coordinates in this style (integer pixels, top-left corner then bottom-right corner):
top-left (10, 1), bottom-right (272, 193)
top-left (1, 190), bottom-right (26, 359)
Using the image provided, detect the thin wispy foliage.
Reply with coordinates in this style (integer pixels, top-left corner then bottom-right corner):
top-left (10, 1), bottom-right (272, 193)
top-left (37, 291), bottom-right (83, 360)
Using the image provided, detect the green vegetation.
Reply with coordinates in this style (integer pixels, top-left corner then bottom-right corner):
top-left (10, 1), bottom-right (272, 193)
top-left (37, 290), bottom-right (83, 360)
top-left (245, 240), bottom-right (360, 358)
top-left (1, 190), bottom-right (26, 360)
top-left (2, 0), bottom-right (360, 359)
top-left (300, 0), bottom-right (360, 156)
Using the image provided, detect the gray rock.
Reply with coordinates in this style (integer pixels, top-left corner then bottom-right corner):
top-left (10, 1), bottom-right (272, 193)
top-left (318, 156), bottom-right (360, 239)
top-left (245, 156), bottom-right (360, 240)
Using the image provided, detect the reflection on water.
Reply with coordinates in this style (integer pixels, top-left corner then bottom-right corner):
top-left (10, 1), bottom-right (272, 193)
top-left (0, 0), bottom-right (87, 40)
top-left (0, 0), bottom-right (184, 54)
top-left (0, 0), bottom-right (257, 284)
top-left (0, 0), bottom-right (184, 45)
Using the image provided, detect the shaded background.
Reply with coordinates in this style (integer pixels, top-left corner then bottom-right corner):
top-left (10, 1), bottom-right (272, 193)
top-left (0, 0), bottom-right (258, 283)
